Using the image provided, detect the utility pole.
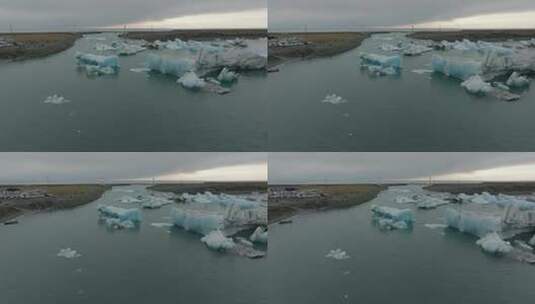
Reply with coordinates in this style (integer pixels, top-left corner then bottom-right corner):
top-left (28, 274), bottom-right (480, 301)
top-left (9, 23), bottom-right (13, 33)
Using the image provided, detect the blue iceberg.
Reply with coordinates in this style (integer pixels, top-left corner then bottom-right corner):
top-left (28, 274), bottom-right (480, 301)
top-left (360, 53), bottom-right (401, 69)
top-left (431, 55), bottom-right (481, 80)
top-left (97, 205), bottom-right (142, 222)
top-left (444, 208), bottom-right (501, 237)
top-left (75, 52), bottom-right (119, 69)
top-left (145, 54), bottom-right (195, 77)
top-left (171, 207), bottom-right (224, 235)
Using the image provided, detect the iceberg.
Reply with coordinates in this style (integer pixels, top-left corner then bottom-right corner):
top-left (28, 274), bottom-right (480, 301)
top-left (476, 232), bottom-right (513, 255)
top-left (431, 55), bottom-right (481, 80)
top-left (424, 223), bottom-right (447, 229)
top-left (325, 249), bottom-right (350, 260)
top-left (145, 54), bottom-right (195, 77)
top-left (444, 208), bottom-right (501, 237)
top-left (201, 230), bottom-right (235, 251)
top-left (84, 65), bottom-right (117, 76)
top-left (105, 218), bottom-right (135, 229)
top-left (461, 75), bottom-right (493, 95)
top-left (150, 222), bottom-right (173, 228)
top-left (371, 205), bottom-right (414, 223)
top-left (395, 196), bottom-right (417, 204)
top-left (377, 218), bottom-right (409, 230)
top-left (217, 67), bottom-right (239, 83)
top-left (506, 72), bottom-right (530, 87)
top-left (97, 205), bottom-right (142, 222)
top-left (57, 248), bottom-right (81, 259)
top-left (75, 52), bottom-right (119, 69)
top-left (171, 207), bottom-right (224, 235)
top-left (417, 197), bottom-right (450, 209)
top-left (360, 53), bottom-right (401, 69)
top-left (177, 71), bottom-right (206, 89)
top-left (379, 43), bottom-right (401, 52)
top-left (322, 94), bottom-right (347, 104)
top-left (403, 43), bottom-right (433, 56)
top-left (249, 226), bottom-right (268, 243)
top-left (180, 192), bottom-right (260, 209)
top-left (43, 94), bottom-right (70, 104)
top-left (118, 44), bottom-right (146, 56)
top-left (95, 43), bottom-right (117, 52)
top-left (529, 234), bottom-right (535, 246)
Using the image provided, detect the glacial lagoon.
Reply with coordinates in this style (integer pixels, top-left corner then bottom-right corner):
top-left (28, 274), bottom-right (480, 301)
top-left (0, 33), bottom-right (268, 151)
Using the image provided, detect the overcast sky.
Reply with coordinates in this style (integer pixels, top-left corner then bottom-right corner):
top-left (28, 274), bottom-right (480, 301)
top-left (269, 153), bottom-right (535, 184)
top-left (0, 153), bottom-right (266, 184)
top-left (269, 0), bottom-right (535, 31)
top-left (0, 0), bottom-right (266, 31)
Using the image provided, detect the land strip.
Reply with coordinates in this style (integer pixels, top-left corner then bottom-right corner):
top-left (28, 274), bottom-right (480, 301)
top-left (149, 181), bottom-right (267, 195)
top-left (122, 29), bottom-right (267, 42)
top-left (409, 29), bottom-right (535, 42)
top-left (0, 32), bottom-right (81, 61)
top-left (426, 182), bottom-right (535, 195)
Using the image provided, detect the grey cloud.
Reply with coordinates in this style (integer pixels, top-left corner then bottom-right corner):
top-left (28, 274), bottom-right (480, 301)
top-left (268, 153), bottom-right (535, 184)
top-left (0, 0), bottom-right (265, 31)
top-left (268, 0), bottom-right (535, 30)
top-left (0, 152), bottom-right (266, 183)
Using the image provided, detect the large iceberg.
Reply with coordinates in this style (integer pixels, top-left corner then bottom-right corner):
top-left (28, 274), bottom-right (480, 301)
top-left (97, 205), bottom-right (142, 222)
top-left (171, 207), bottom-right (224, 235)
top-left (506, 72), bottom-right (530, 87)
top-left (75, 52), bottom-right (119, 69)
top-left (360, 53), bottom-right (401, 69)
top-left (444, 208), bottom-right (501, 237)
top-left (476, 232), bottom-right (513, 255)
top-left (432, 55), bottom-right (481, 80)
top-left (371, 205), bottom-right (414, 223)
top-left (201, 230), bottom-right (235, 251)
top-left (145, 54), bottom-right (195, 77)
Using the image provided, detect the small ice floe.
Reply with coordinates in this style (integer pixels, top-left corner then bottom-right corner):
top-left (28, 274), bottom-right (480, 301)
top-left (142, 199), bottom-right (172, 209)
top-left (360, 52), bottom-right (401, 76)
top-left (506, 72), bottom-right (530, 88)
top-left (177, 71), bottom-right (206, 89)
top-left (461, 75), bottom-right (493, 95)
top-left (75, 52), bottom-right (119, 77)
top-left (249, 226), bottom-right (268, 244)
top-left (150, 222), bottom-right (173, 228)
top-left (411, 69), bottom-right (433, 75)
top-left (476, 232), bottom-right (513, 255)
top-left (326, 248), bottom-right (350, 260)
top-left (402, 43), bottom-right (433, 56)
top-left (395, 196), bottom-right (417, 204)
top-left (201, 230), bottom-right (235, 251)
top-left (95, 43), bottom-right (117, 52)
top-left (424, 223), bottom-right (447, 230)
top-left (57, 248), bottom-right (81, 259)
top-left (217, 67), bottom-right (239, 83)
top-left (322, 94), bottom-right (347, 104)
top-left (379, 43), bottom-right (401, 52)
top-left (43, 94), bottom-right (71, 104)
top-left (118, 44), bottom-right (146, 56)
top-left (129, 68), bottom-right (150, 73)
top-left (98, 205), bottom-right (141, 229)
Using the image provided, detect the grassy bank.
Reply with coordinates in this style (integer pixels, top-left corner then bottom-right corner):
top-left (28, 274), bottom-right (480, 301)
top-left (0, 184), bottom-right (110, 223)
top-left (268, 32), bottom-right (369, 67)
top-left (426, 182), bottom-right (535, 195)
top-left (409, 29), bottom-right (535, 42)
top-left (268, 184), bottom-right (386, 223)
top-left (123, 29), bottom-right (267, 42)
top-left (0, 32), bottom-right (81, 61)
top-left (149, 181), bottom-right (267, 195)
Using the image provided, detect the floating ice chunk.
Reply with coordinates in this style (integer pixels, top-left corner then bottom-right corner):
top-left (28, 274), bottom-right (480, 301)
top-left (43, 94), bottom-right (70, 104)
top-left (129, 68), bottom-right (150, 73)
top-left (118, 196), bottom-right (141, 204)
top-left (326, 248), bottom-right (350, 260)
top-left (118, 44), bottom-right (146, 56)
top-left (366, 65), bottom-right (399, 76)
top-left (97, 205), bottom-right (142, 222)
top-left (142, 198), bottom-right (172, 209)
top-left (201, 230), bottom-right (235, 251)
top-left (395, 196), bottom-right (416, 204)
top-left (371, 205), bottom-right (414, 224)
top-left (177, 71), bottom-right (206, 89)
top-left (476, 232), bottom-right (513, 255)
top-left (529, 234), bottom-right (535, 246)
top-left (360, 53), bottom-right (401, 69)
top-left (379, 43), bottom-right (401, 52)
top-left (180, 192), bottom-right (260, 209)
top-left (432, 55), bottom-right (481, 80)
top-left (377, 218), bottom-right (409, 230)
top-left (506, 72), bottom-right (530, 87)
top-left (105, 218), bottom-right (135, 229)
top-left (412, 69), bottom-right (433, 75)
top-left (95, 43), bottom-right (117, 51)
top-left (417, 197), bottom-right (449, 209)
top-left (150, 222), bottom-right (173, 228)
top-left (84, 65), bottom-right (117, 76)
top-left (171, 207), bottom-right (224, 235)
top-left (403, 43), bottom-right (433, 56)
top-left (249, 226), bottom-right (268, 243)
top-left (145, 54), bottom-right (195, 77)
top-left (75, 52), bottom-right (119, 68)
top-left (57, 248), bottom-right (81, 259)
top-left (444, 208), bottom-right (501, 237)
top-left (461, 75), bottom-right (493, 95)
top-left (425, 223), bottom-right (447, 229)
top-left (322, 94), bottom-right (347, 104)
top-left (217, 67), bottom-right (239, 83)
